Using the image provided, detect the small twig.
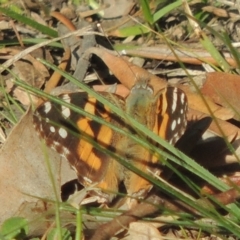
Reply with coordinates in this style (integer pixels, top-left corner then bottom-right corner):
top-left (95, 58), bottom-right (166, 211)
top-left (50, 11), bottom-right (77, 32)
top-left (42, 12), bottom-right (78, 98)
top-left (43, 48), bottom-right (71, 95)
top-left (10, 20), bottom-right (24, 47)
top-left (182, 0), bottom-right (201, 37)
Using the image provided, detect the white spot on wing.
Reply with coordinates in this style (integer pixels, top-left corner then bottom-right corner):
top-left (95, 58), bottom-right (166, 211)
top-left (50, 126), bottom-right (55, 133)
top-left (171, 88), bottom-right (178, 112)
top-left (53, 141), bottom-right (60, 146)
top-left (43, 102), bottom-right (52, 114)
top-left (181, 92), bottom-right (185, 104)
top-left (171, 119), bottom-right (176, 131)
top-left (62, 147), bottom-right (70, 155)
top-left (172, 98), bottom-right (177, 112)
top-left (174, 132), bottom-right (179, 139)
top-left (59, 128), bottom-right (67, 138)
top-left (34, 111), bottom-right (40, 117)
top-left (61, 94), bottom-right (71, 118)
top-left (177, 117), bottom-right (181, 124)
top-left (62, 94), bottom-right (71, 103)
top-left (61, 106), bottom-right (71, 118)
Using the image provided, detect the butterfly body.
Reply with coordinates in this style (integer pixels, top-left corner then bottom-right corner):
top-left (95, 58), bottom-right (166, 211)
top-left (33, 80), bottom-right (188, 202)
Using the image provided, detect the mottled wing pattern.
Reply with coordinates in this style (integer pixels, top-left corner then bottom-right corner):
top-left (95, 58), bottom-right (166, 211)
top-left (154, 87), bottom-right (188, 145)
top-left (33, 92), bottom-right (125, 201)
top-left (33, 84), bottom-right (188, 202)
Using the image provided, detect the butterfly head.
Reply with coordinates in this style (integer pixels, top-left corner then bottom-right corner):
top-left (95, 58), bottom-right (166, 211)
top-left (125, 78), bottom-right (155, 117)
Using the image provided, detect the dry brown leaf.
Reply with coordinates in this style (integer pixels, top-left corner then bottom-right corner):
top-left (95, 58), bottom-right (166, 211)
top-left (2, 47), bottom-right (50, 106)
top-left (6, 79), bottom-right (39, 106)
top-left (30, 11), bottom-right (47, 26)
top-left (103, 0), bottom-right (135, 19)
top-left (188, 108), bottom-right (240, 140)
top-left (86, 47), bottom-right (168, 93)
top-left (0, 47), bottom-right (50, 81)
top-left (0, 109), bottom-right (75, 230)
top-left (181, 85), bottom-right (234, 120)
top-left (202, 6), bottom-right (238, 18)
top-left (124, 222), bottom-right (163, 240)
top-left (201, 72), bottom-right (240, 120)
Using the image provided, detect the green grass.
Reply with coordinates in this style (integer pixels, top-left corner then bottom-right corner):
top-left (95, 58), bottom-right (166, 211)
top-left (1, 1), bottom-right (240, 239)
top-left (0, 7), bottom-right (57, 38)
top-left (0, 82), bottom-right (25, 127)
top-left (12, 62), bottom-right (240, 237)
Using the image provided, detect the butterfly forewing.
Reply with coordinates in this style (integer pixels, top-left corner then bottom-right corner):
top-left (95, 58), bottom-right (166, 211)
top-left (33, 92), bottom-right (125, 199)
top-left (155, 87), bottom-right (188, 145)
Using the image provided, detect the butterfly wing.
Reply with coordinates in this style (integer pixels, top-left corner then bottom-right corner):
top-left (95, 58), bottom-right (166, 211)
top-left (154, 87), bottom-right (188, 145)
top-left (33, 92), bottom-right (125, 202)
top-left (123, 86), bottom-right (188, 198)
top-left (33, 86), bottom-right (188, 202)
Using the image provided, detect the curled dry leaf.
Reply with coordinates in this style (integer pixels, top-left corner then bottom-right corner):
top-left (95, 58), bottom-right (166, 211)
top-left (85, 47), bottom-right (168, 93)
top-left (181, 85), bottom-right (234, 120)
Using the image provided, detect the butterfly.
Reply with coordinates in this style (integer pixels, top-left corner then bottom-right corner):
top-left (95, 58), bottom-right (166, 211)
top-left (33, 78), bottom-right (188, 203)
